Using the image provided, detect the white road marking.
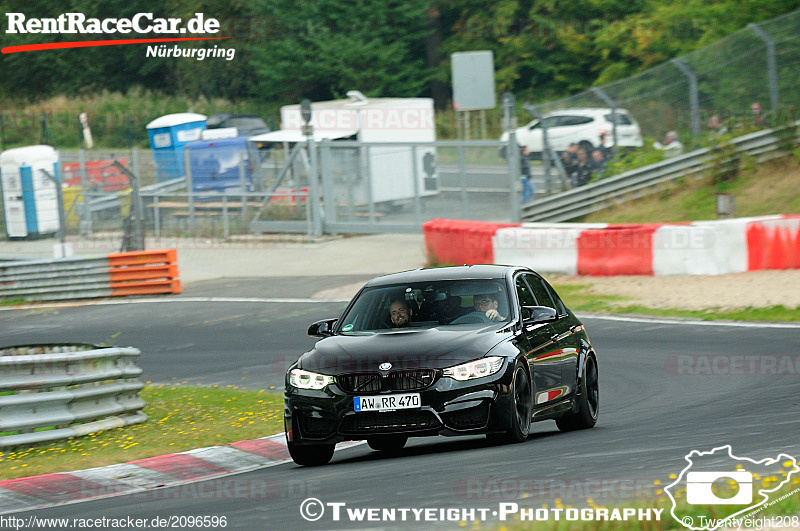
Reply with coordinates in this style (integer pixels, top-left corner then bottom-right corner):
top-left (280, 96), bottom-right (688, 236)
top-left (2, 298), bottom-right (797, 328)
top-left (577, 313), bottom-right (800, 329)
top-left (0, 296), bottom-right (350, 311)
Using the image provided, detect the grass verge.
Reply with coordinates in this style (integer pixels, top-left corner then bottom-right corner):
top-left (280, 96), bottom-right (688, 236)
top-left (0, 385), bottom-right (284, 480)
top-left (554, 284), bottom-right (800, 322)
top-left (583, 155), bottom-right (800, 224)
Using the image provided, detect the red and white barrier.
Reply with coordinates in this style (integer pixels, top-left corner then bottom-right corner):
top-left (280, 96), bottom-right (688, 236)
top-left (423, 215), bottom-right (800, 276)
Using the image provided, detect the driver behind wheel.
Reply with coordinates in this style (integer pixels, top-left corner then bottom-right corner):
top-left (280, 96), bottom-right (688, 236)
top-left (474, 293), bottom-right (506, 322)
top-left (389, 299), bottom-right (413, 328)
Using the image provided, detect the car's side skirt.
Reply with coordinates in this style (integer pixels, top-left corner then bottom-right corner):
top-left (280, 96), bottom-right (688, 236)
top-left (531, 396), bottom-right (575, 422)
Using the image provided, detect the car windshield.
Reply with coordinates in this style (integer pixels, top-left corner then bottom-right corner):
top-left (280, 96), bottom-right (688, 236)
top-left (228, 117), bottom-right (268, 131)
top-left (338, 279), bottom-right (511, 334)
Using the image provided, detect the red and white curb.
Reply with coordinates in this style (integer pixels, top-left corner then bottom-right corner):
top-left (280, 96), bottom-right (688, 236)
top-left (423, 215), bottom-right (800, 276)
top-left (0, 433), bottom-right (364, 515)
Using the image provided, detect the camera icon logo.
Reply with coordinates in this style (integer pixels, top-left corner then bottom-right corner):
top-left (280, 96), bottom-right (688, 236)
top-left (686, 471), bottom-right (753, 505)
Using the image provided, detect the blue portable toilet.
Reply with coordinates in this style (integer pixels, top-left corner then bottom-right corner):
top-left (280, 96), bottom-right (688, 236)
top-left (146, 113), bottom-right (206, 182)
top-left (186, 136), bottom-right (252, 194)
top-left (0, 145), bottom-right (60, 240)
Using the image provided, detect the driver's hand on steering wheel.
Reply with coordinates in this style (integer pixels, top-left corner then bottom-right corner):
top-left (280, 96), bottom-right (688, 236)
top-left (485, 309), bottom-right (503, 321)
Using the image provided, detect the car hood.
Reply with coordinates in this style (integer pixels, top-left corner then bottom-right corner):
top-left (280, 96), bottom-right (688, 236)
top-left (298, 325), bottom-right (511, 374)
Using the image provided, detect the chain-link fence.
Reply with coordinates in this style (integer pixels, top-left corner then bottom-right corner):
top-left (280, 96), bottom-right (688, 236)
top-left (529, 9), bottom-right (800, 144)
top-left (314, 140), bottom-right (520, 234)
top-left (2, 139), bottom-right (527, 242)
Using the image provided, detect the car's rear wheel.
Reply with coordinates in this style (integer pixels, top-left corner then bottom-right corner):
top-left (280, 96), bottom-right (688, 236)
top-left (287, 441), bottom-right (335, 466)
top-left (367, 435), bottom-right (408, 452)
top-left (488, 359), bottom-right (532, 444)
top-left (556, 355), bottom-right (599, 431)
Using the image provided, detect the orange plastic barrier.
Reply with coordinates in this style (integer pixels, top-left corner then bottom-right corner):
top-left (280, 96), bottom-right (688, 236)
top-left (106, 249), bottom-right (181, 296)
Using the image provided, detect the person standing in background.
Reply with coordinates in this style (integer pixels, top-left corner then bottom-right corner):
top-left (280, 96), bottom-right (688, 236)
top-left (520, 145), bottom-right (536, 204)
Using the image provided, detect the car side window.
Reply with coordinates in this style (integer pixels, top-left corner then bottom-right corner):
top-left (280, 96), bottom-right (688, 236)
top-left (541, 278), bottom-right (568, 315)
top-left (604, 113), bottom-right (633, 125)
top-left (528, 275), bottom-right (558, 311)
top-left (542, 116), bottom-right (561, 128)
top-left (516, 275), bottom-right (537, 306)
top-left (560, 115), bottom-right (594, 126)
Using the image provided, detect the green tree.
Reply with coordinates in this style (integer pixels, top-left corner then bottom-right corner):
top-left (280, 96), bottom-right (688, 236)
top-left (0, 0), bottom-right (182, 98)
top-left (248, 0), bottom-right (434, 103)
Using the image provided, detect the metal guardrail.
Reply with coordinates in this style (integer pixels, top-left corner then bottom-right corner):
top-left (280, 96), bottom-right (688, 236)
top-left (140, 177), bottom-right (187, 195)
top-left (84, 177), bottom-right (187, 215)
top-left (0, 250), bottom-right (181, 301)
top-left (81, 177), bottom-right (186, 214)
top-left (0, 344), bottom-right (147, 448)
top-left (522, 122), bottom-right (800, 222)
top-left (0, 256), bottom-right (112, 301)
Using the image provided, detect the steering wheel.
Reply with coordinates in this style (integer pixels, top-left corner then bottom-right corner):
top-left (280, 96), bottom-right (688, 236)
top-left (450, 311), bottom-right (492, 325)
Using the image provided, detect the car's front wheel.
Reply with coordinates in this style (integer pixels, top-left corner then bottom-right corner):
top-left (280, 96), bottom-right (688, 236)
top-left (287, 441), bottom-right (335, 466)
top-left (488, 359), bottom-right (532, 444)
top-left (367, 435), bottom-right (408, 452)
top-left (556, 355), bottom-right (599, 431)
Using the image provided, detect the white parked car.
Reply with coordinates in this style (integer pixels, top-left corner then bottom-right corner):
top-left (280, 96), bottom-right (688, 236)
top-left (500, 108), bottom-right (643, 158)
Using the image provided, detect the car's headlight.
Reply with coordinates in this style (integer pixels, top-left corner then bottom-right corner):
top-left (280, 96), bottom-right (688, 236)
top-left (443, 356), bottom-right (504, 381)
top-left (288, 369), bottom-right (335, 390)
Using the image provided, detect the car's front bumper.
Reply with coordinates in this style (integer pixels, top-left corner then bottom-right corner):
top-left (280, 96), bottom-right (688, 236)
top-left (284, 362), bottom-right (517, 445)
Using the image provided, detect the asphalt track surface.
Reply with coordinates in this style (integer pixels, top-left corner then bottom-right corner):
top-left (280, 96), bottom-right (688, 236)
top-left (3, 277), bottom-right (800, 529)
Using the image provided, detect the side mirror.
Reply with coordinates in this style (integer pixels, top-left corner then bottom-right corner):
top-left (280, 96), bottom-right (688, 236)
top-left (521, 305), bottom-right (557, 324)
top-left (308, 318), bottom-right (337, 337)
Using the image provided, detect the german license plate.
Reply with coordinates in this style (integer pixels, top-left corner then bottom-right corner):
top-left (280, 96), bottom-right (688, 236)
top-left (354, 393), bottom-right (420, 412)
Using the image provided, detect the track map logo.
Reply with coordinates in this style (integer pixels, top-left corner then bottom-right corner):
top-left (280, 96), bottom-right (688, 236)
top-left (665, 445), bottom-right (800, 530)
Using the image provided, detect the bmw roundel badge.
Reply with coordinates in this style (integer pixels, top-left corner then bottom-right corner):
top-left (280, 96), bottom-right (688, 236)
top-left (379, 362), bottom-right (392, 371)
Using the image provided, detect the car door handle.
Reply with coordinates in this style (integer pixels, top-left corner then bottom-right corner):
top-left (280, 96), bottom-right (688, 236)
top-left (550, 334), bottom-right (559, 342)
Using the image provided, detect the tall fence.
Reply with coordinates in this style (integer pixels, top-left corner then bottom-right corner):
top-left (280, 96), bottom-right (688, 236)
top-left (2, 140), bottom-right (536, 240)
top-left (522, 121), bottom-right (800, 222)
top-left (528, 10), bottom-right (800, 144)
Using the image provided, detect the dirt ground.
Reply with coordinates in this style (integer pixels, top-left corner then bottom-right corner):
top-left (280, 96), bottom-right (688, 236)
top-left (315, 270), bottom-right (800, 311)
top-left (551, 270), bottom-right (800, 310)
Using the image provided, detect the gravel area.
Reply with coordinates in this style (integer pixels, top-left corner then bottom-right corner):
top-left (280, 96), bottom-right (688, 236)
top-left (552, 270), bottom-right (800, 310)
top-left (315, 270), bottom-right (800, 311)
top-left (3, 234), bottom-right (798, 312)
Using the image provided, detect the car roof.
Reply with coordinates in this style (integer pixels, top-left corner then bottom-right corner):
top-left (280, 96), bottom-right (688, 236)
top-left (207, 113), bottom-right (268, 128)
top-left (364, 265), bottom-right (529, 287)
top-left (545, 108), bottom-right (630, 116)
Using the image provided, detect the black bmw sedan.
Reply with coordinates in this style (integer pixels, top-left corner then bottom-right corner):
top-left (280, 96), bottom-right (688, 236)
top-left (284, 265), bottom-right (599, 466)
